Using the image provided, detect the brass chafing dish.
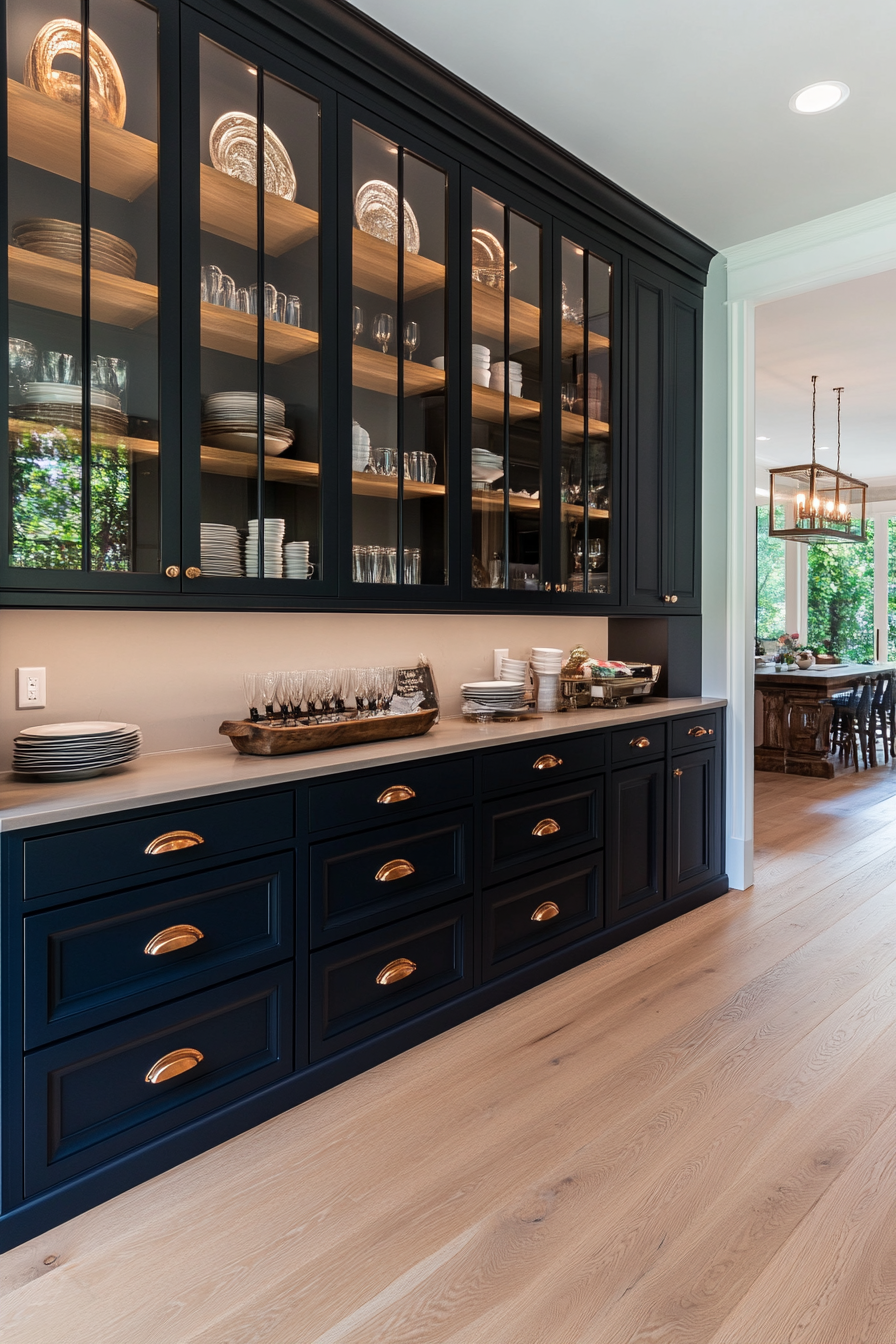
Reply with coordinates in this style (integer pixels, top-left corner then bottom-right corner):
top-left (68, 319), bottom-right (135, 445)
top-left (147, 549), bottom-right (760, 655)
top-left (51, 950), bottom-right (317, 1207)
top-left (559, 647), bottom-right (661, 709)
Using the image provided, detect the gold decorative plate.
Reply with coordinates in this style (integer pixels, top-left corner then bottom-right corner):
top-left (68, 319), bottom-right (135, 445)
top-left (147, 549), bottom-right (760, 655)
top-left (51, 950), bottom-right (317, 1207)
top-left (209, 113), bottom-right (296, 202)
top-left (355, 180), bottom-right (420, 254)
top-left (471, 227), bottom-right (517, 289)
top-left (24, 19), bottom-right (126, 128)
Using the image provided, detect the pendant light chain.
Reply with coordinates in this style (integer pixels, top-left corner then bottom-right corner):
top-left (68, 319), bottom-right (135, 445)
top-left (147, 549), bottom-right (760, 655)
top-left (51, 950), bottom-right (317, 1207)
top-left (834, 385), bottom-right (844, 474)
top-left (810, 373), bottom-right (817, 466)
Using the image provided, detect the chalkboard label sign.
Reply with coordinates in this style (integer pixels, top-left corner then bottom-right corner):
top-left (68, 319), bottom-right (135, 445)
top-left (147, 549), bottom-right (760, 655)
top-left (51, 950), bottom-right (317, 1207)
top-left (395, 664), bottom-right (439, 710)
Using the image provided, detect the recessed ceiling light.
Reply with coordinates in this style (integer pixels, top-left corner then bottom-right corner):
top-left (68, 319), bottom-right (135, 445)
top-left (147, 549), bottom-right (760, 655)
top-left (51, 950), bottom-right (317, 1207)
top-left (756, 435), bottom-right (770, 441)
top-left (818, 445), bottom-right (830, 451)
top-left (789, 82), bottom-right (849, 115)
top-left (755, 488), bottom-right (770, 496)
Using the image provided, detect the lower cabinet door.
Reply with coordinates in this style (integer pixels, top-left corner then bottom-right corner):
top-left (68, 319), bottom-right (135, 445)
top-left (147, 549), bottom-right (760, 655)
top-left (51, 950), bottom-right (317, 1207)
top-left (310, 899), bottom-right (473, 1060)
top-left (607, 761), bottom-right (664, 924)
top-left (669, 747), bottom-right (719, 898)
top-left (482, 852), bottom-right (604, 981)
top-left (24, 964), bottom-right (293, 1198)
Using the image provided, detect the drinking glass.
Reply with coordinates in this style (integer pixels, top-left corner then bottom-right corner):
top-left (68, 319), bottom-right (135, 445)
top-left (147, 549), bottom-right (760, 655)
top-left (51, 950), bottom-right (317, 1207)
top-left (242, 672), bottom-right (260, 721)
top-left (236, 287), bottom-right (250, 313)
top-left (319, 667), bottom-right (336, 719)
top-left (381, 665), bottom-right (396, 712)
top-left (221, 275), bottom-right (236, 309)
top-left (403, 547), bottom-right (421, 584)
top-left (422, 452), bottom-right (437, 484)
top-left (286, 295), bottom-right (302, 327)
top-left (261, 671), bottom-right (277, 719)
top-left (39, 351), bottom-right (78, 384)
top-left (352, 305), bottom-right (365, 343)
top-left (372, 312), bottom-right (394, 355)
top-left (275, 291), bottom-right (287, 324)
top-left (200, 264), bottom-right (222, 304)
top-left (303, 669), bottom-right (321, 721)
top-left (403, 320), bottom-right (419, 361)
top-left (353, 666), bottom-right (369, 716)
top-left (8, 338), bottom-right (36, 393)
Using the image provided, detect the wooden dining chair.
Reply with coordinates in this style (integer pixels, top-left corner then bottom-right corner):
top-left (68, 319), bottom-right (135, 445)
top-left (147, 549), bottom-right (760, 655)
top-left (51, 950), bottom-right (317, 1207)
top-left (831, 678), bottom-right (872, 771)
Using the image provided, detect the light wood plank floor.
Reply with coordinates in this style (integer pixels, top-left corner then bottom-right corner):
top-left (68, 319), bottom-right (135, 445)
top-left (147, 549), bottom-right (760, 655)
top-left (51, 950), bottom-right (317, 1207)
top-left (5, 761), bottom-right (896, 1342)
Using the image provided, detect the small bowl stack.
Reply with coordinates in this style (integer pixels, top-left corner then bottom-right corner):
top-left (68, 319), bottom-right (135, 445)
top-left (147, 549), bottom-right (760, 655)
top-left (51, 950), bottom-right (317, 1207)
top-left (500, 656), bottom-right (529, 683)
top-left (531, 647), bottom-right (564, 712)
top-left (489, 360), bottom-right (522, 397)
top-left (461, 680), bottom-right (527, 716)
top-left (284, 540), bottom-right (313, 579)
top-left (202, 393), bottom-right (294, 457)
top-left (472, 344), bottom-right (491, 387)
top-left (13, 721), bottom-right (142, 782)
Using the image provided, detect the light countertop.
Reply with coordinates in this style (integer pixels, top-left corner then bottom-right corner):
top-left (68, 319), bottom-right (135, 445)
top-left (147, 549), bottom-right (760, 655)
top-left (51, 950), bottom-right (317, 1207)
top-left (0, 696), bottom-right (726, 832)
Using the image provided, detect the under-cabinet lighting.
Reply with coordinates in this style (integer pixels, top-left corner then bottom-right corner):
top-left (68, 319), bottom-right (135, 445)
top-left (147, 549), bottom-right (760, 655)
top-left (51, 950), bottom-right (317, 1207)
top-left (756, 435), bottom-right (770, 441)
top-left (789, 82), bottom-right (849, 114)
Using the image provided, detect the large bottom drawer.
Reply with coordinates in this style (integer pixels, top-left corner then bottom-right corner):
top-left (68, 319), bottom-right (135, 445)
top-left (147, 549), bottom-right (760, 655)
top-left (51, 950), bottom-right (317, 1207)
top-left (482, 852), bottom-right (604, 980)
top-left (310, 899), bottom-right (474, 1061)
top-left (24, 963), bottom-right (293, 1197)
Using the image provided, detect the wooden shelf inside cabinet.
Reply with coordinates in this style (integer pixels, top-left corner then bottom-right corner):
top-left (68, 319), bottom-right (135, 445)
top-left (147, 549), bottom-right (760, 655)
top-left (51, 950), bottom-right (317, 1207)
top-left (470, 279), bottom-right (610, 359)
top-left (200, 164), bottom-right (318, 257)
top-left (351, 472), bottom-right (445, 501)
top-left (7, 80), bottom-right (157, 202)
top-left (200, 303), bottom-right (319, 365)
top-left (352, 346), bottom-right (445, 397)
top-left (561, 410), bottom-right (610, 442)
top-left (471, 384), bottom-right (540, 425)
top-left (352, 230), bottom-right (445, 302)
top-left (470, 490), bottom-right (609, 520)
top-left (8, 246), bottom-right (157, 328)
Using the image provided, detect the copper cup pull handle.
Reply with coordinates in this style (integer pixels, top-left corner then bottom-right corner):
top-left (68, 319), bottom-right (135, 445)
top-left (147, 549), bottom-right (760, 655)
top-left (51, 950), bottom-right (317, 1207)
top-left (144, 830), bottom-right (204, 856)
top-left (687, 725), bottom-right (711, 738)
top-left (630, 737), bottom-right (650, 749)
top-left (375, 859), bottom-right (415, 882)
top-left (531, 901), bottom-right (560, 922)
top-left (145, 1048), bottom-right (203, 1085)
top-left (377, 785), bottom-right (416, 804)
top-left (532, 818), bottom-right (560, 837)
top-left (144, 924), bottom-right (204, 956)
top-left (376, 957), bottom-right (417, 986)
top-left (533, 754), bottom-right (563, 770)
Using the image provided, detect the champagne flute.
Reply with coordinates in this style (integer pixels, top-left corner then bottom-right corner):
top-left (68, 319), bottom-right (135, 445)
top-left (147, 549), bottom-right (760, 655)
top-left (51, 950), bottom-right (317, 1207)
top-left (261, 671), bottom-right (277, 720)
top-left (352, 306), bottom-right (365, 343)
top-left (242, 672), bottom-right (260, 722)
top-left (372, 313), bottom-right (393, 355)
top-left (319, 668), bottom-right (336, 720)
top-left (403, 321), bottom-right (419, 361)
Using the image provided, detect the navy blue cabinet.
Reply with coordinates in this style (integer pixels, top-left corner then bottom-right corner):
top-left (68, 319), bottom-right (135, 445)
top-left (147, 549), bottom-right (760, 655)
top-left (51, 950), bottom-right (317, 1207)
top-left (0, 709), bottom-right (726, 1250)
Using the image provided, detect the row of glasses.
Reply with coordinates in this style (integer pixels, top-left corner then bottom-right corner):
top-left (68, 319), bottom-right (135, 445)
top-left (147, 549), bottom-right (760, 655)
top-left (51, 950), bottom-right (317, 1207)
top-left (352, 545), bottom-right (421, 584)
top-left (360, 449), bottom-right (437, 481)
top-left (352, 307), bottom-right (419, 359)
top-left (201, 266), bottom-right (302, 327)
top-left (242, 666), bottom-right (398, 723)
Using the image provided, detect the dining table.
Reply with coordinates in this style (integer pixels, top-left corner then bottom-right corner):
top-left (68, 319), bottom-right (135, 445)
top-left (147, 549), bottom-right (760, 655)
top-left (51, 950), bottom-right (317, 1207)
top-left (754, 660), bottom-right (896, 778)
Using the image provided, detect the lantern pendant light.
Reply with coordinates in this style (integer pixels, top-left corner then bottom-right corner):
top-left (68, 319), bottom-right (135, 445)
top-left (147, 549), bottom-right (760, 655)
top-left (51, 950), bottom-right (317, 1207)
top-left (767, 376), bottom-right (867, 543)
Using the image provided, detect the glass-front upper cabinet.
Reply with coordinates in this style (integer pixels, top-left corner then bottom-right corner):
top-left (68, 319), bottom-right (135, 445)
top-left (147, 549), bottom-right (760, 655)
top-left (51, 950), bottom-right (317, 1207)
top-left (469, 188), bottom-right (544, 594)
top-left (350, 121), bottom-right (447, 589)
top-left (6, 0), bottom-right (162, 580)
top-left (196, 36), bottom-right (320, 585)
top-left (557, 238), bottom-right (612, 596)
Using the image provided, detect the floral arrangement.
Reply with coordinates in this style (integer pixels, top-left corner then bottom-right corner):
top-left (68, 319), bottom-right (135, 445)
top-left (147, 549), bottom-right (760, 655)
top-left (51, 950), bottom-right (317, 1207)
top-left (774, 633), bottom-right (800, 665)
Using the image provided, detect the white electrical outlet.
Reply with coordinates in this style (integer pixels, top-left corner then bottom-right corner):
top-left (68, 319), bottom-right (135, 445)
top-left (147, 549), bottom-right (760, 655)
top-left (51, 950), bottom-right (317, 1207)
top-left (17, 667), bottom-right (46, 709)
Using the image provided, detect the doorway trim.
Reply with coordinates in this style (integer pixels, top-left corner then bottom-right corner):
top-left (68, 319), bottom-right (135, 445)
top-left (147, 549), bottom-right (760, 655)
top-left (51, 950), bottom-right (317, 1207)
top-left (723, 192), bottom-right (896, 889)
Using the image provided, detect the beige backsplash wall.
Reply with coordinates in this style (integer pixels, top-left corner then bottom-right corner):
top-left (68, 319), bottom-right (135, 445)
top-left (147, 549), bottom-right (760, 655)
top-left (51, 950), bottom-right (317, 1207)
top-left (1, 609), bottom-right (607, 769)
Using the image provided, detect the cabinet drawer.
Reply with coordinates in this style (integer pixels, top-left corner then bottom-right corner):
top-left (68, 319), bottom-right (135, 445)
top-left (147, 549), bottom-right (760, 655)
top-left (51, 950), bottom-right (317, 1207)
top-left (671, 712), bottom-right (718, 751)
top-left (310, 810), bottom-right (471, 948)
top-left (23, 791), bottom-right (295, 900)
top-left (610, 722), bottom-right (666, 764)
top-left (481, 733), bottom-right (604, 795)
top-left (24, 854), bottom-right (294, 1048)
top-left (482, 779), bottom-right (603, 885)
top-left (24, 964), bottom-right (293, 1197)
top-left (482, 853), bottom-right (604, 981)
top-left (308, 756), bottom-right (472, 832)
top-left (310, 899), bottom-right (473, 1060)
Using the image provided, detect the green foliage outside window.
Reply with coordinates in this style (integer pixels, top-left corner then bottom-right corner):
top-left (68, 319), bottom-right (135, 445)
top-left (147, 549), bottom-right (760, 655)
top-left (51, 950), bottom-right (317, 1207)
top-left (9, 426), bottom-right (132, 571)
top-left (756, 505), bottom-right (786, 640)
top-left (806, 519), bottom-right (874, 661)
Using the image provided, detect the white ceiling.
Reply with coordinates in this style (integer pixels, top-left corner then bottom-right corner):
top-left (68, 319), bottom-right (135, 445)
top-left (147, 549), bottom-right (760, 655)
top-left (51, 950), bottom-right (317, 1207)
top-left (348, 0), bottom-right (896, 249)
top-left (755, 270), bottom-right (896, 491)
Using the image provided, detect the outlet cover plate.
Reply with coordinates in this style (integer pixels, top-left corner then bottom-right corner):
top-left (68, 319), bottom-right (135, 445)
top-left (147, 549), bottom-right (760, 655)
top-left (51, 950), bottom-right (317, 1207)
top-left (17, 667), bottom-right (46, 709)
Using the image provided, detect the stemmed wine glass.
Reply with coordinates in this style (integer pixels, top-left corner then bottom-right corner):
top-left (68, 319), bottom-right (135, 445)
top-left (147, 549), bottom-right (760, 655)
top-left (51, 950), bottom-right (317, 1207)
top-left (304, 669), bottom-right (321, 722)
top-left (242, 672), bottom-right (260, 721)
top-left (403, 321), bottom-right (419, 361)
top-left (261, 671), bottom-right (277, 720)
top-left (380, 665), bottom-right (396, 714)
top-left (318, 668), bottom-right (336, 720)
top-left (335, 667), bottom-right (353, 715)
top-left (352, 306), bottom-right (365, 343)
top-left (353, 666), bottom-right (370, 717)
top-left (372, 313), bottom-right (394, 355)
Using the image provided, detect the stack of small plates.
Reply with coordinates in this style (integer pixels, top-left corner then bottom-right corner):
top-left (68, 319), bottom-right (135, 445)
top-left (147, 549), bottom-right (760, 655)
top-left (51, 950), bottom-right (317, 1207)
top-left (472, 447), bottom-right (505, 484)
top-left (13, 218), bottom-right (138, 280)
top-left (202, 392), bottom-right (294, 457)
top-left (200, 522), bottom-right (243, 576)
top-left (12, 721), bottom-right (142, 782)
top-left (15, 382), bottom-right (126, 435)
top-left (490, 360), bottom-right (522, 397)
top-left (284, 540), bottom-right (313, 579)
top-left (246, 518), bottom-right (285, 577)
top-left (461, 680), bottom-right (526, 712)
top-left (472, 344), bottom-right (491, 387)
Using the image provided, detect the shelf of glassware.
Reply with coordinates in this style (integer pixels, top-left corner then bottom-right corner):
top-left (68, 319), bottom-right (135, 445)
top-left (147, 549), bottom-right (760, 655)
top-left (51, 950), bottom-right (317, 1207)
top-left (471, 490), bottom-right (608, 521)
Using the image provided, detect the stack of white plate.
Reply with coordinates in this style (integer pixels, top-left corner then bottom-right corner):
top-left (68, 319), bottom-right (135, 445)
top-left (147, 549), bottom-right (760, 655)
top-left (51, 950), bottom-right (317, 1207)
top-left (200, 522), bottom-right (243, 576)
top-left (472, 344), bottom-right (491, 387)
top-left (490, 360), bottom-right (522, 397)
top-left (284, 540), bottom-right (313, 579)
top-left (202, 392), bottom-right (294, 457)
top-left (16, 381), bottom-right (126, 435)
top-left (531, 647), bottom-right (563, 712)
top-left (461, 680), bottom-right (526, 712)
top-left (245, 518), bottom-right (285, 577)
top-left (12, 721), bottom-right (142, 782)
top-left (352, 420), bottom-right (371, 472)
top-left (472, 447), bottom-right (505, 483)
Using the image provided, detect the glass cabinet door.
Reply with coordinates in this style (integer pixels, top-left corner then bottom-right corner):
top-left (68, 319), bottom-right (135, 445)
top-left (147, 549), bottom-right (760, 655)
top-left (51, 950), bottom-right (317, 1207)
top-left (350, 121), bottom-right (447, 589)
top-left (196, 37), bottom-right (320, 584)
top-left (469, 188), bottom-right (544, 594)
top-left (6, 0), bottom-right (162, 578)
top-left (558, 238), bottom-right (612, 596)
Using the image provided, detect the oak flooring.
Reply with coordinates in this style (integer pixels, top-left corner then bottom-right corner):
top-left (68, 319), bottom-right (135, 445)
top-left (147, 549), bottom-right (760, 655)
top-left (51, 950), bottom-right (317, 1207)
top-left (5, 762), bottom-right (896, 1341)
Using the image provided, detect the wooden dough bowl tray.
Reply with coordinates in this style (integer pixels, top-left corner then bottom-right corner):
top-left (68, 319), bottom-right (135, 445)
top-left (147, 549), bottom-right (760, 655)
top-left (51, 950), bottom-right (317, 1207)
top-left (219, 708), bottom-right (438, 755)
